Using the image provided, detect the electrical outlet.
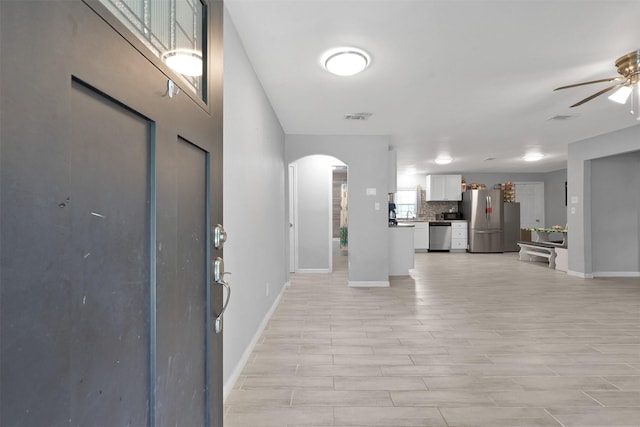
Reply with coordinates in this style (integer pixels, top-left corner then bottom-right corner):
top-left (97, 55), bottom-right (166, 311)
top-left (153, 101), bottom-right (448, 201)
top-left (266, 282), bottom-right (270, 297)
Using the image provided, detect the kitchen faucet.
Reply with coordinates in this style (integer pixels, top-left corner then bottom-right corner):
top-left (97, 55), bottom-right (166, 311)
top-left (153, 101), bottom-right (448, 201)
top-left (406, 210), bottom-right (413, 219)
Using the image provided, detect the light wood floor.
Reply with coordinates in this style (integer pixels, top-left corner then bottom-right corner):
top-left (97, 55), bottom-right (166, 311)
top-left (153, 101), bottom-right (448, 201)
top-left (225, 252), bottom-right (640, 427)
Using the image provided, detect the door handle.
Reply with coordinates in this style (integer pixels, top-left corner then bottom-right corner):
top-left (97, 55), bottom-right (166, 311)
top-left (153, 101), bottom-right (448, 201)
top-left (212, 256), bottom-right (231, 334)
top-left (212, 224), bottom-right (227, 250)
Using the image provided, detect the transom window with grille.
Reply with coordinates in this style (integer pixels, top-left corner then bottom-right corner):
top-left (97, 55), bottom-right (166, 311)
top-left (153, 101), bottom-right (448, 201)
top-left (394, 189), bottom-right (418, 219)
top-left (99, 0), bottom-right (207, 99)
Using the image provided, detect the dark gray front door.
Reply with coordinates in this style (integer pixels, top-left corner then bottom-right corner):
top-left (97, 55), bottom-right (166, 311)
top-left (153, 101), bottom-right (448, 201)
top-left (0, 1), bottom-right (223, 426)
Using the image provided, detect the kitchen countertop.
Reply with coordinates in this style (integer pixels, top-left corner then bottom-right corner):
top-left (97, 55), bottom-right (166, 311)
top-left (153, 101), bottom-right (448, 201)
top-left (389, 223), bottom-right (415, 228)
top-left (397, 219), bottom-right (467, 224)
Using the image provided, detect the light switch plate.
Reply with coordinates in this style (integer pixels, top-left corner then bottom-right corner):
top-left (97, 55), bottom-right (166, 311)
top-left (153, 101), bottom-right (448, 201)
top-left (366, 188), bottom-right (377, 196)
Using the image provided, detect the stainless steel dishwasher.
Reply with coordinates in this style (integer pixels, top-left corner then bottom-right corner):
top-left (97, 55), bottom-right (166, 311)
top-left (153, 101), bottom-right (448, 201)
top-left (428, 221), bottom-right (452, 251)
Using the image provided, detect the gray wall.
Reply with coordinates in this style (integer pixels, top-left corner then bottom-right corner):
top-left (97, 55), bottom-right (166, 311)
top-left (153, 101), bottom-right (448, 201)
top-left (294, 155), bottom-right (335, 271)
top-left (222, 9), bottom-right (288, 396)
top-left (286, 135), bottom-right (391, 285)
top-left (567, 124), bottom-right (640, 277)
top-left (544, 169), bottom-right (568, 228)
top-left (591, 151), bottom-right (640, 274)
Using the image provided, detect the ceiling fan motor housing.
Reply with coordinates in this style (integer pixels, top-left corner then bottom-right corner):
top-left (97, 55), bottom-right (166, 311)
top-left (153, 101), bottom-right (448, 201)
top-left (616, 50), bottom-right (640, 85)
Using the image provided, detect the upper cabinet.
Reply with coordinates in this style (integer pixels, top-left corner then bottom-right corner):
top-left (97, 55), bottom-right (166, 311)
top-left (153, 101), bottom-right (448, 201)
top-left (388, 150), bottom-right (397, 194)
top-left (425, 174), bottom-right (462, 201)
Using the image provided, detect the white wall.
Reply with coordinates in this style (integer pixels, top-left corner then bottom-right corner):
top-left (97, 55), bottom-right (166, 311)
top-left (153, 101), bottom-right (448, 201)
top-left (293, 155), bottom-right (337, 272)
top-left (222, 9), bottom-right (287, 397)
top-left (567, 123), bottom-right (640, 277)
top-left (286, 135), bottom-right (390, 286)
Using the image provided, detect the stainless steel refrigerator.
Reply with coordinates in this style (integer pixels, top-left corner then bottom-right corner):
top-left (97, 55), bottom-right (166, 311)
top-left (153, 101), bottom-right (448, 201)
top-left (461, 189), bottom-right (504, 252)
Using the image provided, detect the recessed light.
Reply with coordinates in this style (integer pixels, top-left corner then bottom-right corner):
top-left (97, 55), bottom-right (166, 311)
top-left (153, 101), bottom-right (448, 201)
top-left (435, 156), bottom-right (452, 165)
top-left (322, 47), bottom-right (370, 76)
top-left (523, 153), bottom-right (544, 162)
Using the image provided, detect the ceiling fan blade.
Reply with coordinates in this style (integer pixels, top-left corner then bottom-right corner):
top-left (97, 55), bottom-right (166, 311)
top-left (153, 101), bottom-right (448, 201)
top-left (554, 77), bottom-right (622, 91)
top-left (569, 82), bottom-right (625, 107)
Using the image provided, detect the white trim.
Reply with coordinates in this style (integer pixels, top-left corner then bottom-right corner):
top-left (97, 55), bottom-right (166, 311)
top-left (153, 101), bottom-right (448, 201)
top-left (288, 164), bottom-right (298, 273)
top-left (328, 167), bottom-right (333, 273)
top-left (567, 270), bottom-right (594, 278)
top-left (296, 268), bottom-right (331, 274)
top-left (223, 281), bottom-right (288, 402)
top-left (348, 280), bottom-right (390, 288)
top-left (592, 271), bottom-right (640, 278)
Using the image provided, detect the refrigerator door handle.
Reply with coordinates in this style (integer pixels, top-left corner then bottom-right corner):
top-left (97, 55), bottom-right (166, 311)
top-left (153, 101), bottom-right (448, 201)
top-left (485, 196), bottom-right (490, 220)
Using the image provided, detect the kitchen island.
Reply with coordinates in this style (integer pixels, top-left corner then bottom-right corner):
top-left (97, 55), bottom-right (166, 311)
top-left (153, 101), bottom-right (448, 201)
top-left (389, 223), bottom-right (414, 275)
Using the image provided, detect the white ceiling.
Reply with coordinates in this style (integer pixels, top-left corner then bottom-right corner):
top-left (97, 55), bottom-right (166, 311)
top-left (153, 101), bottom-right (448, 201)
top-left (225, 0), bottom-right (640, 175)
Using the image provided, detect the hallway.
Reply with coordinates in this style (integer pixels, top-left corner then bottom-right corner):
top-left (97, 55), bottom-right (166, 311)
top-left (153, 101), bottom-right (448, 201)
top-left (224, 253), bottom-right (640, 427)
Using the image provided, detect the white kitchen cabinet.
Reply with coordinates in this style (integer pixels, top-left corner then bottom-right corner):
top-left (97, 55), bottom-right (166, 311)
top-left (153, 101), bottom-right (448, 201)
top-left (451, 221), bottom-right (468, 251)
top-left (413, 222), bottom-right (429, 252)
top-left (425, 174), bottom-right (462, 201)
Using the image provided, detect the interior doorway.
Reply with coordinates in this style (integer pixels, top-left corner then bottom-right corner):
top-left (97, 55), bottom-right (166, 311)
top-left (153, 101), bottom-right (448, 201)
top-left (288, 155), bottom-right (348, 275)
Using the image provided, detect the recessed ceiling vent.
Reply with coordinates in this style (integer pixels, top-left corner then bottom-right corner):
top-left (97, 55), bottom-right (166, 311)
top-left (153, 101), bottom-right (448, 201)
top-left (548, 114), bottom-right (577, 121)
top-left (344, 113), bottom-right (372, 121)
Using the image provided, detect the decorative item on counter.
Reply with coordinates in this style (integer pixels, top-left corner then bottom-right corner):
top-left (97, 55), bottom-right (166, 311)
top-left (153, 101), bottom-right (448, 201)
top-left (499, 181), bottom-right (516, 202)
top-left (461, 178), bottom-right (467, 192)
top-left (468, 182), bottom-right (486, 190)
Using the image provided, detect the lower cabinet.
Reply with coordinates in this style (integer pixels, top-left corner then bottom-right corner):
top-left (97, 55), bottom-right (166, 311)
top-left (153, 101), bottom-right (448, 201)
top-left (414, 222), bottom-right (429, 252)
top-left (451, 222), bottom-right (468, 251)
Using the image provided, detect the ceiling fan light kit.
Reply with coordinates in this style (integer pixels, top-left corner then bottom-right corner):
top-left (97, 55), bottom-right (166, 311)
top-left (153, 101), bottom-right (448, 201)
top-left (554, 49), bottom-right (640, 110)
top-left (608, 85), bottom-right (633, 104)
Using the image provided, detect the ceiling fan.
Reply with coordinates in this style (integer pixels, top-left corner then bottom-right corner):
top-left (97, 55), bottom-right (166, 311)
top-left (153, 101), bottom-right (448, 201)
top-left (554, 49), bottom-right (640, 108)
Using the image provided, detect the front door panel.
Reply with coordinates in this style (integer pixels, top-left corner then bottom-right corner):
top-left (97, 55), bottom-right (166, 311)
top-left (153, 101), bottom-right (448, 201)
top-left (156, 137), bottom-right (208, 426)
top-left (69, 78), bottom-right (151, 426)
top-left (0, 1), bottom-right (224, 426)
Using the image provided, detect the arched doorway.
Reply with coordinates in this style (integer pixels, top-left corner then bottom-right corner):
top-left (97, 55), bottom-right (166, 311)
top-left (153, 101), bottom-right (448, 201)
top-left (288, 155), bottom-right (348, 275)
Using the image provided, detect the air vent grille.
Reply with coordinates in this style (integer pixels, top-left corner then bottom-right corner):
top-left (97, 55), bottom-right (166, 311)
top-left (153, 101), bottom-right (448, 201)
top-left (549, 114), bottom-right (576, 121)
top-left (344, 113), bottom-right (372, 121)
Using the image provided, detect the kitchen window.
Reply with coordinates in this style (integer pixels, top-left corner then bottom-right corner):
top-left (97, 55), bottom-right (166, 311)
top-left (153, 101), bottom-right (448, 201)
top-left (395, 189), bottom-right (417, 219)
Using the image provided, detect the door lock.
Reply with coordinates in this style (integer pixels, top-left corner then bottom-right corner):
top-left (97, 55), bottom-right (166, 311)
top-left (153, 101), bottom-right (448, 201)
top-left (212, 224), bottom-right (227, 249)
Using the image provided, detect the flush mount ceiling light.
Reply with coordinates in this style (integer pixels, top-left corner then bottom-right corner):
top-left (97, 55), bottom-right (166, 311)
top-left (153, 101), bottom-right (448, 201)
top-left (162, 49), bottom-right (203, 77)
top-left (434, 156), bottom-right (452, 165)
top-left (523, 153), bottom-right (545, 162)
top-left (322, 47), bottom-right (370, 76)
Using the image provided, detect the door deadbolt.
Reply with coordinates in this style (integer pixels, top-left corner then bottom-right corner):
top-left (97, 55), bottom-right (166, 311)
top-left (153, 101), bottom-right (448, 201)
top-left (213, 224), bottom-right (227, 250)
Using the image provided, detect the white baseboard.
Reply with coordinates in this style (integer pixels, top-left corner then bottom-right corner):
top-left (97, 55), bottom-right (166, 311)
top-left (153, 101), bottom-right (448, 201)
top-left (567, 270), bottom-right (594, 278)
top-left (348, 280), bottom-right (390, 288)
top-left (296, 268), bottom-right (330, 274)
top-left (592, 271), bottom-right (640, 278)
top-left (222, 281), bottom-right (287, 402)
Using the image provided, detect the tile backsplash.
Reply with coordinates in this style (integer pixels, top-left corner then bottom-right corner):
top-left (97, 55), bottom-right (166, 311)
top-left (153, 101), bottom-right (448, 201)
top-left (417, 188), bottom-right (459, 220)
